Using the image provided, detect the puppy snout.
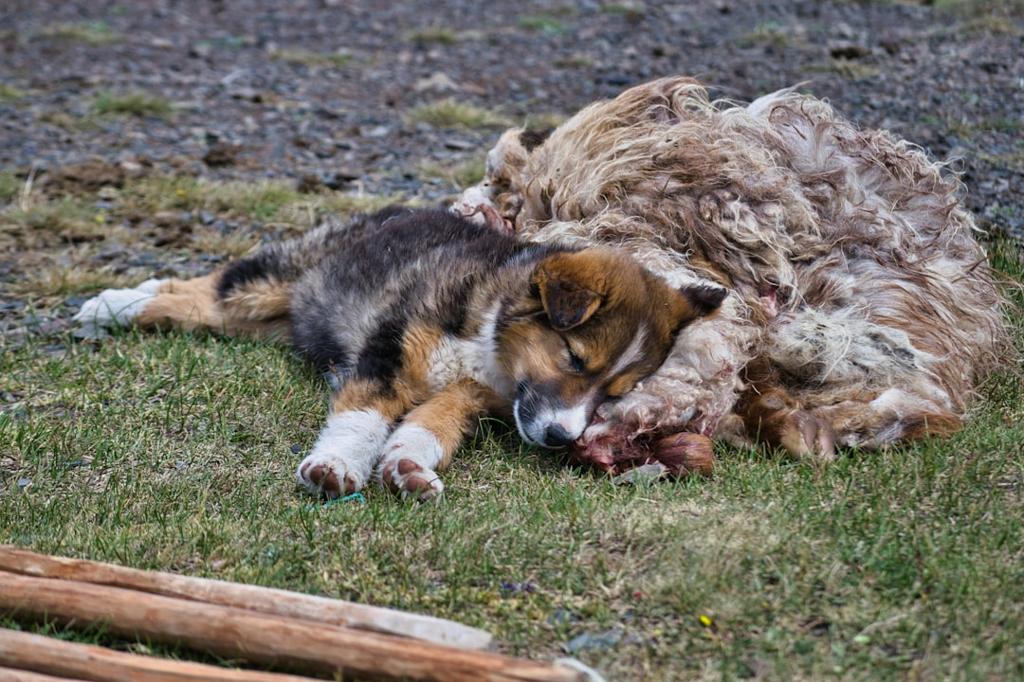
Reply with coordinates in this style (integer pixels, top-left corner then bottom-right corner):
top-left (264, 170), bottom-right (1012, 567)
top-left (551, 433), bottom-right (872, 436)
top-left (543, 423), bottom-right (574, 448)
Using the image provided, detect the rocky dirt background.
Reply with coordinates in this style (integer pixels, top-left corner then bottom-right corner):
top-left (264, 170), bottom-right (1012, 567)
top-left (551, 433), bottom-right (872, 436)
top-left (0, 0), bottom-right (1021, 326)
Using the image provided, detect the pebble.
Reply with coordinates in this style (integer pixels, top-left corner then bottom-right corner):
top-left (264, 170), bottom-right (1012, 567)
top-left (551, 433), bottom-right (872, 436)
top-left (564, 628), bottom-right (623, 654)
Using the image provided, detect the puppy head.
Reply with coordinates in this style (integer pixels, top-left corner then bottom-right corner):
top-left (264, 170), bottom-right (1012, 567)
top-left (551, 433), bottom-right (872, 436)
top-left (499, 248), bottom-right (726, 448)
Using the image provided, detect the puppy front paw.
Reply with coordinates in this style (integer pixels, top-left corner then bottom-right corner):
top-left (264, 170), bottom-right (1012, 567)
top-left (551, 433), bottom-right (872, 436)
top-left (296, 453), bottom-right (361, 499)
top-left (297, 410), bottom-right (391, 499)
top-left (380, 458), bottom-right (444, 502)
top-left (377, 425), bottom-right (446, 501)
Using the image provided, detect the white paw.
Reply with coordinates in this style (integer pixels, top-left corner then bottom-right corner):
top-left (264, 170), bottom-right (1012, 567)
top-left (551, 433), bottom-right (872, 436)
top-left (296, 410), bottom-right (391, 499)
top-left (73, 285), bottom-right (159, 332)
top-left (378, 425), bottom-right (445, 501)
top-left (296, 451), bottom-right (361, 499)
top-left (380, 458), bottom-right (444, 501)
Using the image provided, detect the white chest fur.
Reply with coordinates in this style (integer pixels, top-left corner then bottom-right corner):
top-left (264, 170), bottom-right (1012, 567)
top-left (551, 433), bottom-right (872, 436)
top-left (426, 304), bottom-right (512, 398)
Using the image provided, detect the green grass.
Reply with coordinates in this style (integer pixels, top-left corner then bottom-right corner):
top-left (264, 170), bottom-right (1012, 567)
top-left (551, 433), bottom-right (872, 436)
top-left (1, 322), bottom-right (1022, 678)
top-left (599, 2), bottom-right (647, 20)
top-left (2, 197), bottom-right (107, 246)
top-left (0, 83), bottom-right (25, 102)
top-left (0, 171), bottom-right (20, 203)
top-left (418, 157), bottom-right (485, 189)
top-left (517, 14), bottom-right (569, 34)
top-left (37, 21), bottom-right (120, 46)
top-left (37, 111), bottom-right (98, 132)
top-left (406, 26), bottom-right (460, 45)
top-left (92, 91), bottom-right (173, 118)
top-left (268, 48), bottom-right (352, 68)
top-left (0, 176), bottom-right (1022, 678)
top-left (116, 175), bottom-right (399, 226)
top-left (406, 99), bottom-right (511, 130)
top-left (934, 0), bottom-right (1024, 15)
top-left (807, 58), bottom-right (881, 80)
top-left (737, 21), bottom-right (791, 48)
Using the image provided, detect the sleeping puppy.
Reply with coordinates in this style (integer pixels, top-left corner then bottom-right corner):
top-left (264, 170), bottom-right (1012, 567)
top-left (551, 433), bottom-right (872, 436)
top-left (75, 207), bottom-right (724, 500)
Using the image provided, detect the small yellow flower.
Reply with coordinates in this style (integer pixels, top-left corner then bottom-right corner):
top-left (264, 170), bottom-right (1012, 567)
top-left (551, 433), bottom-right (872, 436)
top-left (699, 614), bottom-right (713, 628)
top-left (94, 212), bottom-right (106, 223)
top-left (175, 188), bottom-right (187, 197)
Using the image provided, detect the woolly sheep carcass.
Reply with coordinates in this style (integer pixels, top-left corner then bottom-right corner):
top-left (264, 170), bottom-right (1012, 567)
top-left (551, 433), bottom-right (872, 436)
top-left (453, 76), bottom-right (1009, 476)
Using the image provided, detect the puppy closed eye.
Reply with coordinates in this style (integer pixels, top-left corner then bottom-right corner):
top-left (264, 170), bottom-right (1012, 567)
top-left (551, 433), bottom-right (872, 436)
top-left (564, 340), bottom-right (587, 373)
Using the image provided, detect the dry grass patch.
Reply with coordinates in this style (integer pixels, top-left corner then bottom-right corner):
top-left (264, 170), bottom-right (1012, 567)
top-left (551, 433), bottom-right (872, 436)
top-left (524, 112), bottom-right (568, 130)
top-left (418, 158), bottom-right (485, 189)
top-left (737, 21), bottom-right (791, 48)
top-left (553, 54), bottom-right (594, 69)
top-left (0, 172), bottom-right (20, 204)
top-left (406, 27), bottom-right (460, 45)
top-left (92, 92), bottom-right (173, 118)
top-left (961, 13), bottom-right (1024, 33)
top-left (0, 83), bottom-right (25, 101)
top-left (7, 260), bottom-right (134, 299)
top-left (0, 174), bottom-right (410, 307)
top-left (268, 48), bottom-right (352, 68)
top-left (1, 198), bottom-right (109, 247)
top-left (37, 21), bottom-right (120, 46)
top-left (37, 111), bottom-right (99, 132)
top-left (599, 2), bottom-right (648, 20)
top-left (407, 99), bottom-right (512, 130)
top-left (189, 225), bottom-right (261, 258)
top-left (934, 0), bottom-right (1024, 15)
top-left (805, 59), bottom-right (880, 80)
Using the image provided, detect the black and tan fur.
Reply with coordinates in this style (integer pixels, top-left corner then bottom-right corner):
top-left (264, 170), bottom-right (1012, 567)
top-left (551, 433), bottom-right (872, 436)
top-left (75, 207), bottom-right (724, 499)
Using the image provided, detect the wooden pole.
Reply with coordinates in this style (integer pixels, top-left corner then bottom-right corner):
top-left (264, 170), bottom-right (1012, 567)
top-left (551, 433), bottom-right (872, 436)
top-left (0, 573), bottom-right (586, 682)
top-left (0, 546), bottom-right (491, 650)
top-left (0, 629), bottom-right (315, 682)
top-left (0, 667), bottom-right (87, 682)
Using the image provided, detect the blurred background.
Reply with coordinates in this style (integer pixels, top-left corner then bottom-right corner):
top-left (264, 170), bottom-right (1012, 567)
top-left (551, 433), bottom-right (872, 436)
top-left (0, 0), bottom-right (1021, 324)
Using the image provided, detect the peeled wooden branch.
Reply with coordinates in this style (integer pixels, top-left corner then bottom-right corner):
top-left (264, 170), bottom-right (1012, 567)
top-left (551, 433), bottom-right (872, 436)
top-left (0, 546), bottom-right (490, 650)
top-left (0, 572), bottom-right (585, 682)
top-left (0, 629), bottom-right (314, 682)
top-left (0, 667), bottom-right (86, 682)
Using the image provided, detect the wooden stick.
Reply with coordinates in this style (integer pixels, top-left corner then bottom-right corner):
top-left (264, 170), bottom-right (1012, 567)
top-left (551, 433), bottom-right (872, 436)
top-left (0, 629), bottom-right (315, 682)
top-left (0, 573), bottom-right (586, 682)
top-left (0, 666), bottom-right (87, 682)
top-left (0, 546), bottom-right (491, 650)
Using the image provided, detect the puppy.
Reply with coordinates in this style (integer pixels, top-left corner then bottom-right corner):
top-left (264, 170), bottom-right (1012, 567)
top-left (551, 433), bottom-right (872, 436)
top-left (75, 207), bottom-right (724, 499)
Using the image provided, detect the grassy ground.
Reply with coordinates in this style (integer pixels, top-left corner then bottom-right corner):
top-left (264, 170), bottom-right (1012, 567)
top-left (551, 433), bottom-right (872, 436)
top-left (1, 178), bottom-right (1022, 680)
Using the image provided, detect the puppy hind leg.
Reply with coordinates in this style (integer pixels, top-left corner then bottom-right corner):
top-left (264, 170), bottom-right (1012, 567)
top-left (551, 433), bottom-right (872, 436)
top-left (133, 275), bottom-right (224, 333)
top-left (141, 274), bottom-right (291, 339)
top-left (75, 274), bottom-right (224, 334)
top-left (73, 276), bottom-right (177, 334)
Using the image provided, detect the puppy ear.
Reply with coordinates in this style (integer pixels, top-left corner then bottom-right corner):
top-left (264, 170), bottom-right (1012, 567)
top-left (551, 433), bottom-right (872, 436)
top-left (532, 255), bottom-right (603, 331)
top-left (679, 284), bottom-right (728, 318)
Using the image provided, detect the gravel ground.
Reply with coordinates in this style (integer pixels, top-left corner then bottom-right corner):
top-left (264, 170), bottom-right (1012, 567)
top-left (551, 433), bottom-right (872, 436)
top-left (1, 0), bottom-right (1022, 234)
